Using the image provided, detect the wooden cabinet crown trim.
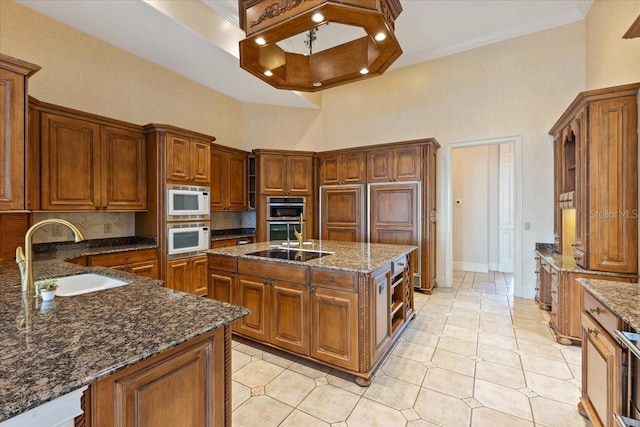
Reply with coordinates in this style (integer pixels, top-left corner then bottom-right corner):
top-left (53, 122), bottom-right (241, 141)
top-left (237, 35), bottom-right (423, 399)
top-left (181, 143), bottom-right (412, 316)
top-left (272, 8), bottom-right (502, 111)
top-left (0, 53), bottom-right (41, 76)
top-left (143, 123), bottom-right (216, 142)
top-left (548, 82), bottom-right (640, 135)
top-left (29, 96), bottom-right (144, 132)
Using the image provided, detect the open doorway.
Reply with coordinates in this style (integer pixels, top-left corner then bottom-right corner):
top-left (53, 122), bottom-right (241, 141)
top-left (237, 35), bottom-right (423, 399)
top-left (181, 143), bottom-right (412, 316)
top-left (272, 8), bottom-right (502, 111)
top-left (442, 136), bottom-right (523, 297)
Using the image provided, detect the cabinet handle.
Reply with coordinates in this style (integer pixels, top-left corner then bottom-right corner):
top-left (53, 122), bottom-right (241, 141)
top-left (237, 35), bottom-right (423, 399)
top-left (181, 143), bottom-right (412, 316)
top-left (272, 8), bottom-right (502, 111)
top-left (551, 272), bottom-right (557, 276)
top-left (535, 271), bottom-right (539, 275)
top-left (588, 306), bottom-right (601, 315)
top-left (571, 243), bottom-right (578, 247)
top-left (574, 257), bottom-right (580, 260)
top-left (328, 276), bottom-right (335, 283)
top-left (379, 284), bottom-right (386, 294)
top-left (263, 279), bottom-right (269, 286)
top-left (217, 260), bottom-right (222, 265)
top-left (587, 327), bottom-right (599, 337)
top-left (398, 262), bottom-right (405, 267)
top-left (551, 290), bottom-right (557, 294)
top-left (534, 287), bottom-right (540, 291)
top-left (534, 257), bottom-right (540, 261)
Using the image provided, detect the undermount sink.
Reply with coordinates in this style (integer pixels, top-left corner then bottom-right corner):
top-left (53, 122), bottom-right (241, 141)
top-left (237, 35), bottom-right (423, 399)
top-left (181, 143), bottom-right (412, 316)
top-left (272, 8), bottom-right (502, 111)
top-left (41, 273), bottom-right (130, 297)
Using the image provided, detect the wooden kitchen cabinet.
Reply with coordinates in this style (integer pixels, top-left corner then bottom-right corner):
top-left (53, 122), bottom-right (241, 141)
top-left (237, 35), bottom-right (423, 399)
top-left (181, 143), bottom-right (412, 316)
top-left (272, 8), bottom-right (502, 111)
top-left (166, 133), bottom-right (211, 185)
top-left (580, 291), bottom-right (624, 427)
top-left (535, 255), bottom-right (552, 310)
top-left (0, 55), bottom-right (39, 211)
top-left (319, 184), bottom-right (364, 242)
top-left (35, 102), bottom-right (147, 211)
top-left (88, 248), bottom-right (159, 280)
top-left (318, 151), bottom-right (366, 185)
top-left (255, 150), bottom-right (314, 196)
top-left (550, 83), bottom-right (639, 274)
top-left (367, 144), bottom-right (422, 182)
top-left (166, 255), bottom-right (208, 296)
top-left (210, 146), bottom-right (248, 211)
top-left (208, 254), bottom-right (236, 304)
top-left (235, 259), bottom-right (310, 356)
top-left (211, 236), bottom-right (254, 249)
top-left (84, 326), bottom-right (229, 427)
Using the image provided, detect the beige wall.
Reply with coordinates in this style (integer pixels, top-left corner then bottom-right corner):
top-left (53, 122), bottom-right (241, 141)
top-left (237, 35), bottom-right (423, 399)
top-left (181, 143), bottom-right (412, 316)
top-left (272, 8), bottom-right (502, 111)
top-left (0, 0), bottom-right (244, 149)
top-left (586, 0), bottom-right (640, 89)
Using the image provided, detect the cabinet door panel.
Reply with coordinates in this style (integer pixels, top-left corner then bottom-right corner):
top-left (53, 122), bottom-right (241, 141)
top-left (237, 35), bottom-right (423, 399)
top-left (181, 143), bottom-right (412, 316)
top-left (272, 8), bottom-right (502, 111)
top-left (588, 96), bottom-right (638, 273)
top-left (192, 255), bottom-right (209, 296)
top-left (209, 270), bottom-right (233, 303)
top-left (259, 154), bottom-right (287, 194)
top-left (319, 155), bottom-right (340, 185)
top-left (271, 281), bottom-right (309, 355)
top-left (320, 185), bottom-right (363, 242)
top-left (369, 183), bottom-right (419, 248)
top-left (394, 145), bottom-right (421, 181)
top-left (102, 126), bottom-right (146, 210)
top-left (129, 260), bottom-right (158, 279)
top-left (227, 152), bottom-right (248, 210)
top-left (341, 152), bottom-right (366, 184)
top-left (0, 68), bottom-right (25, 210)
top-left (40, 113), bottom-right (101, 209)
top-left (209, 149), bottom-right (226, 210)
top-left (367, 149), bottom-right (392, 182)
top-left (235, 274), bottom-right (269, 342)
top-left (286, 155), bottom-right (313, 195)
top-left (310, 287), bottom-right (358, 371)
top-left (166, 258), bottom-right (189, 293)
top-left (190, 138), bottom-right (210, 184)
top-left (166, 134), bottom-right (190, 183)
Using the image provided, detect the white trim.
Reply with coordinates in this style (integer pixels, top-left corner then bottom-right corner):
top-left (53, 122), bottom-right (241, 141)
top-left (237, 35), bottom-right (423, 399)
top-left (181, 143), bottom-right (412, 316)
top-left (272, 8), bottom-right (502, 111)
top-left (452, 262), bottom-right (489, 273)
top-left (442, 135), bottom-right (524, 297)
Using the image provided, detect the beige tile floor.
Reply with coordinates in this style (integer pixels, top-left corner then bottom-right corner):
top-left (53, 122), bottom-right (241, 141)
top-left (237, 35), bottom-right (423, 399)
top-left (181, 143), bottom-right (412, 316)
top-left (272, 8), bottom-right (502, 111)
top-left (231, 271), bottom-right (592, 426)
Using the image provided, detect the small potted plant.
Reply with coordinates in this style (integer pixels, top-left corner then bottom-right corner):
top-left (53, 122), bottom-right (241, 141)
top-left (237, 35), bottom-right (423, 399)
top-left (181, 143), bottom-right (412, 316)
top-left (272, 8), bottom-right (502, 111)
top-left (37, 279), bottom-right (58, 301)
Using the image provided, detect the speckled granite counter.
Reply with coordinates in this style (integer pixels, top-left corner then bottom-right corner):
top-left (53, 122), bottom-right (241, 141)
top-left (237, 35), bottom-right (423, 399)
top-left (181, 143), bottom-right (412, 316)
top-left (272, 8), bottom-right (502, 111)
top-left (535, 242), bottom-right (638, 279)
top-left (210, 228), bottom-right (255, 242)
top-left (208, 240), bottom-right (417, 273)
top-left (0, 258), bottom-right (249, 422)
top-left (31, 236), bottom-right (158, 262)
top-left (579, 279), bottom-right (640, 331)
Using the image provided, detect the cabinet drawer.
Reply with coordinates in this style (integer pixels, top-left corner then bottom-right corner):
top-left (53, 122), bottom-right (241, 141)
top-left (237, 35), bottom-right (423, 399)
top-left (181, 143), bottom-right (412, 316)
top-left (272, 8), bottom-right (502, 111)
top-left (89, 248), bottom-right (157, 267)
top-left (584, 290), bottom-right (623, 337)
top-left (211, 239), bottom-right (236, 249)
top-left (238, 259), bottom-right (308, 284)
top-left (311, 268), bottom-right (357, 292)
top-left (392, 256), bottom-right (408, 276)
top-left (208, 255), bottom-right (236, 272)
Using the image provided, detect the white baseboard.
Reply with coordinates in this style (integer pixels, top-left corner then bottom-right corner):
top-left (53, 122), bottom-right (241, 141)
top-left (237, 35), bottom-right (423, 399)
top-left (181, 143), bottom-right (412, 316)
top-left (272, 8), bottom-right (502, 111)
top-left (452, 262), bottom-right (489, 273)
top-left (489, 262), bottom-right (499, 271)
top-left (498, 262), bottom-right (514, 273)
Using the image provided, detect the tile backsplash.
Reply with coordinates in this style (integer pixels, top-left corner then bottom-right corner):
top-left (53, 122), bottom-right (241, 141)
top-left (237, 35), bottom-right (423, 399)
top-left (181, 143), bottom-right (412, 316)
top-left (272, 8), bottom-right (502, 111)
top-left (32, 212), bottom-right (135, 244)
top-left (211, 211), bottom-right (256, 230)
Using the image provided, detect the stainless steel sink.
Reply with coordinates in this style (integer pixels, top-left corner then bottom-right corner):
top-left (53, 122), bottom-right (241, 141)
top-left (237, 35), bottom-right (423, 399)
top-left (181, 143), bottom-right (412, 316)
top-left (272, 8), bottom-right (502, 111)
top-left (41, 273), bottom-right (130, 297)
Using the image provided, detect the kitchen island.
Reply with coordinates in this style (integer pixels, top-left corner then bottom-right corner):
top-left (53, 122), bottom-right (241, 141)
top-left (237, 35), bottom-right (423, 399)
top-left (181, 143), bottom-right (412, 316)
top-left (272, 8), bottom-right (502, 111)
top-left (0, 257), bottom-right (249, 426)
top-left (208, 240), bottom-right (417, 385)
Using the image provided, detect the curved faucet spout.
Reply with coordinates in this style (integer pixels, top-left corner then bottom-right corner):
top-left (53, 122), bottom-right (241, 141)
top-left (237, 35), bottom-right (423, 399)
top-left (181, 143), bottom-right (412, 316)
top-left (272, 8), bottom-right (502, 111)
top-left (16, 219), bottom-right (86, 295)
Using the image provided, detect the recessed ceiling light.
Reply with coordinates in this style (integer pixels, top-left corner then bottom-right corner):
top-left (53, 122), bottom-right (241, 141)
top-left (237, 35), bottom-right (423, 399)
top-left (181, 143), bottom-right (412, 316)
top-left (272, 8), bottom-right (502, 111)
top-left (374, 32), bottom-right (387, 41)
top-left (311, 12), bottom-right (324, 23)
top-left (360, 68), bottom-right (369, 75)
top-left (313, 82), bottom-right (322, 87)
top-left (255, 37), bottom-right (266, 45)
top-left (264, 70), bottom-right (273, 77)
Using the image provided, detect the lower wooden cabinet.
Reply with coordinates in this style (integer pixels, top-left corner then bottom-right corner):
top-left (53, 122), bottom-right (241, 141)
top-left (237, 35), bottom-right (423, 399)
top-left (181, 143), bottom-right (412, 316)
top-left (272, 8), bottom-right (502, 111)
top-left (88, 248), bottom-right (158, 280)
top-left (309, 285), bottom-right (358, 371)
top-left (580, 290), bottom-right (624, 427)
top-left (535, 255), bottom-right (552, 310)
top-left (79, 326), bottom-right (230, 427)
top-left (166, 255), bottom-right (208, 296)
top-left (209, 269), bottom-right (233, 304)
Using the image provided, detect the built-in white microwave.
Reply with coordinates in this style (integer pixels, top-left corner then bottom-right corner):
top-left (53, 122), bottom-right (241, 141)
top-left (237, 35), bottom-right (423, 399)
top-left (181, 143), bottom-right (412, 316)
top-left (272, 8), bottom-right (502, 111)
top-left (167, 222), bottom-right (209, 256)
top-left (167, 185), bottom-right (210, 220)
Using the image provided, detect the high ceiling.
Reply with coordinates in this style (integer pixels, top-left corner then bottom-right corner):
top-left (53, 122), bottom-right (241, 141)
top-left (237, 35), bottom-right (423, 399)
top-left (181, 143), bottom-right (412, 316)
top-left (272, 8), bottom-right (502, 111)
top-left (16, 0), bottom-right (592, 108)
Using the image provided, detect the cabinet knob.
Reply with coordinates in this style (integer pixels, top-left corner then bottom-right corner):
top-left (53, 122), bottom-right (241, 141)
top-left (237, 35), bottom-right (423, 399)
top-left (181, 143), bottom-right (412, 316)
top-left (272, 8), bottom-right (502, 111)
top-left (217, 260), bottom-right (222, 265)
top-left (534, 287), bottom-right (540, 291)
top-left (310, 287), bottom-right (315, 293)
top-left (551, 290), bottom-right (557, 294)
top-left (588, 306), bottom-right (601, 315)
top-left (587, 327), bottom-right (599, 337)
top-left (398, 262), bottom-right (405, 267)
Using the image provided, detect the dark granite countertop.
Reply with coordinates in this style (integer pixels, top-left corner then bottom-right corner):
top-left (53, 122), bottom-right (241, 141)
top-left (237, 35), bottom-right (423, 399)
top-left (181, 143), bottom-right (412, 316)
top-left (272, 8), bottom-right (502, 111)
top-left (32, 236), bottom-right (157, 261)
top-left (210, 228), bottom-right (255, 242)
top-left (208, 240), bottom-right (417, 273)
top-left (579, 279), bottom-right (640, 331)
top-left (535, 242), bottom-right (638, 279)
top-left (0, 258), bottom-right (249, 422)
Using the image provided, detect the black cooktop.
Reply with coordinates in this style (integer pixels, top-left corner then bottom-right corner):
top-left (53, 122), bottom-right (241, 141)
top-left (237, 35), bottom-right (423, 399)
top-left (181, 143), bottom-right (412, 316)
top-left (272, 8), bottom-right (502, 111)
top-left (246, 248), bottom-right (331, 262)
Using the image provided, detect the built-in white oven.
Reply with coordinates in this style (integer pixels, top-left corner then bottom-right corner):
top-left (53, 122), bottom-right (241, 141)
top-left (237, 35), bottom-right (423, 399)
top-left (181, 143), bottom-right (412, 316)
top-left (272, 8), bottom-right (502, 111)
top-left (167, 185), bottom-right (210, 220)
top-left (167, 222), bottom-right (209, 256)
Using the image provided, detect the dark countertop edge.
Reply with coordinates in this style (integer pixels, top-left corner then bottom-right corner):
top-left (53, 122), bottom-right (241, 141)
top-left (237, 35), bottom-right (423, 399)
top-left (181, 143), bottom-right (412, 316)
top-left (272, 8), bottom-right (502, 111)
top-left (34, 243), bottom-right (158, 262)
top-left (210, 233), bottom-right (255, 242)
top-left (579, 279), bottom-right (640, 331)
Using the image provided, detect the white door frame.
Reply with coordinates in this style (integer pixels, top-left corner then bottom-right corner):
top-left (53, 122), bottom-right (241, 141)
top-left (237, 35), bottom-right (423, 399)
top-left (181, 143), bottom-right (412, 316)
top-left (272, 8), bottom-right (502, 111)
top-left (441, 135), bottom-right (523, 296)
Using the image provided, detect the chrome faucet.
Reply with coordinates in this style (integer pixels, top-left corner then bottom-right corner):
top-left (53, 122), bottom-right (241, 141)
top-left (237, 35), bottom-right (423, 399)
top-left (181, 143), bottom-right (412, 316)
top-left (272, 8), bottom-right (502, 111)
top-left (15, 219), bottom-right (85, 295)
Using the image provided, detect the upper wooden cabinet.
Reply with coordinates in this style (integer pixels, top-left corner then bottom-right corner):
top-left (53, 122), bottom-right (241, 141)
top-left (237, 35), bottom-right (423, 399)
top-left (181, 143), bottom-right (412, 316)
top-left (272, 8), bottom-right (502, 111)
top-left (319, 184), bottom-right (364, 242)
top-left (0, 54), bottom-right (39, 211)
top-left (210, 145), bottom-right (248, 211)
top-left (33, 101), bottom-right (147, 211)
top-left (318, 152), bottom-right (366, 185)
top-left (367, 145), bottom-right (422, 182)
top-left (550, 83), bottom-right (639, 274)
top-left (255, 150), bottom-right (314, 196)
top-left (167, 133), bottom-right (211, 185)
